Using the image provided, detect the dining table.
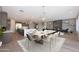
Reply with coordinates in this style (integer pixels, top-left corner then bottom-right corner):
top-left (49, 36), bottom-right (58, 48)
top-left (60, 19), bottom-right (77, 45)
top-left (33, 30), bottom-right (56, 40)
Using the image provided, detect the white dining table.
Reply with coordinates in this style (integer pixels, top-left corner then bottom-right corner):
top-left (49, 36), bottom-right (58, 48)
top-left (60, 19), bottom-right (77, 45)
top-left (33, 30), bottom-right (56, 38)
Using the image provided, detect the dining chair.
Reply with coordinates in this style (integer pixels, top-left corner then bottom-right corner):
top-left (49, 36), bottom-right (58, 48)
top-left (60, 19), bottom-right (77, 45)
top-left (26, 34), bottom-right (44, 44)
top-left (43, 34), bottom-right (56, 51)
top-left (26, 34), bottom-right (32, 41)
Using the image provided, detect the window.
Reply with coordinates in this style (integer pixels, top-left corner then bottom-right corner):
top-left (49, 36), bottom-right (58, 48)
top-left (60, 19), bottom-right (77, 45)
top-left (16, 23), bottom-right (22, 29)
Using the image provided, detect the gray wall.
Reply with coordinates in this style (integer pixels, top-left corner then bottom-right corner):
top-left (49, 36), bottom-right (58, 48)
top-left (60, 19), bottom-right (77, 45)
top-left (62, 18), bottom-right (76, 32)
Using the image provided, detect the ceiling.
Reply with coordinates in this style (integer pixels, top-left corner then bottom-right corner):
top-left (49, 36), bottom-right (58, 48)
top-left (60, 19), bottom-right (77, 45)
top-left (2, 6), bottom-right (79, 21)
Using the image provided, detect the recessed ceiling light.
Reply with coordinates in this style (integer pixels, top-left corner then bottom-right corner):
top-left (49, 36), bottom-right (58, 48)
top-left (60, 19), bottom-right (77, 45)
top-left (19, 10), bottom-right (24, 12)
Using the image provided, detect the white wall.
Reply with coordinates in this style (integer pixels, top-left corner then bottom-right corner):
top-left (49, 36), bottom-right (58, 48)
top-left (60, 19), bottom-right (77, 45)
top-left (10, 19), bottom-right (16, 32)
top-left (76, 16), bottom-right (79, 32)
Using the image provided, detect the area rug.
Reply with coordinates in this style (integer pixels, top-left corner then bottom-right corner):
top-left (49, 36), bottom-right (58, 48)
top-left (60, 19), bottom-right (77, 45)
top-left (17, 37), bottom-right (65, 52)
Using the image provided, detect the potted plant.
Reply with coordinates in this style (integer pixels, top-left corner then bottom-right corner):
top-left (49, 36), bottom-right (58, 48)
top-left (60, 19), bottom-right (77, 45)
top-left (0, 25), bottom-right (5, 46)
top-left (0, 28), bottom-right (4, 38)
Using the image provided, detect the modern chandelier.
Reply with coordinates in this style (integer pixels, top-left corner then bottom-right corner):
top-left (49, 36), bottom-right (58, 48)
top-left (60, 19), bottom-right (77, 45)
top-left (42, 6), bottom-right (46, 21)
top-left (41, 6), bottom-right (47, 29)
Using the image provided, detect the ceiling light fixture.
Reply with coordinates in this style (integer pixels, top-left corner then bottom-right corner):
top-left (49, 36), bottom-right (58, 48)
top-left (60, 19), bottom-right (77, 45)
top-left (41, 6), bottom-right (47, 30)
top-left (19, 10), bottom-right (24, 12)
top-left (42, 6), bottom-right (46, 21)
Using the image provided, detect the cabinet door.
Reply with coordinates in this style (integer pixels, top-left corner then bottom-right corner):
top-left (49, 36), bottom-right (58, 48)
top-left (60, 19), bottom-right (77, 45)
top-left (0, 12), bottom-right (8, 27)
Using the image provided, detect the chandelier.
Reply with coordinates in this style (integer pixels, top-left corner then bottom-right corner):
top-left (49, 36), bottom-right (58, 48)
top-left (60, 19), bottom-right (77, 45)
top-left (42, 6), bottom-right (46, 21)
top-left (41, 6), bottom-right (47, 29)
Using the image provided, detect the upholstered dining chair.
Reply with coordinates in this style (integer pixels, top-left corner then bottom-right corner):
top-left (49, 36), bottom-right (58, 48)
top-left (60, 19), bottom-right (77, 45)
top-left (26, 34), bottom-right (32, 41)
top-left (43, 32), bottom-right (59, 48)
top-left (26, 34), bottom-right (44, 44)
top-left (52, 32), bottom-right (59, 44)
top-left (42, 34), bottom-right (55, 51)
top-left (43, 32), bottom-right (59, 42)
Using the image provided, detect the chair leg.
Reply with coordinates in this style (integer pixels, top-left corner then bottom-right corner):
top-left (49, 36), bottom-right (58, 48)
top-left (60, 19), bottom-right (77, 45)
top-left (50, 39), bottom-right (52, 52)
top-left (27, 38), bottom-right (29, 50)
